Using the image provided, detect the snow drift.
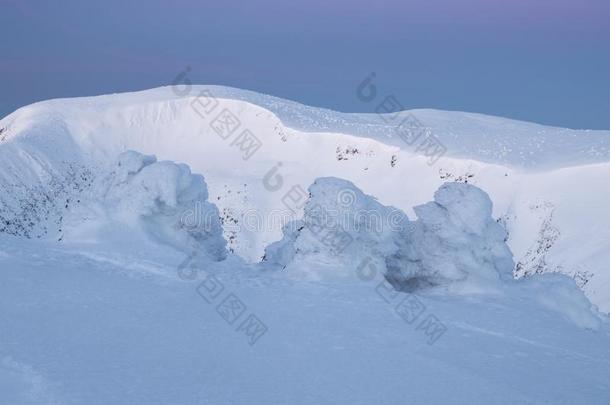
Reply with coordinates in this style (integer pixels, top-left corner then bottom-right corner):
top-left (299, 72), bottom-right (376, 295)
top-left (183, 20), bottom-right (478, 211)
top-left (0, 85), bottom-right (609, 312)
top-left (262, 177), bottom-right (599, 328)
top-left (1, 99), bottom-right (608, 403)
top-left (386, 182), bottom-right (514, 290)
top-left (262, 177), bottom-right (410, 280)
top-left (63, 150), bottom-right (227, 262)
top-left (263, 178), bottom-right (513, 287)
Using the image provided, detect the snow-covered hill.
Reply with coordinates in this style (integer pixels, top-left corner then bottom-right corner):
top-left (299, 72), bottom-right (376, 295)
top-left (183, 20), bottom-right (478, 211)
top-left (1, 85), bottom-right (609, 311)
top-left (2, 86), bottom-right (610, 404)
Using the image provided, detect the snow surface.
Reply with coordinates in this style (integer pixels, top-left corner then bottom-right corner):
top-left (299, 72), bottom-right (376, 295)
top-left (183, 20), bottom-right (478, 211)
top-left (1, 233), bottom-right (609, 404)
top-left (262, 178), bottom-right (513, 287)
top-left (62, 150), bottom-right (227, 262)
top-left (1, 86), bottom-right (610, 404)
top-left (1, 85), bottom-right (608, 311)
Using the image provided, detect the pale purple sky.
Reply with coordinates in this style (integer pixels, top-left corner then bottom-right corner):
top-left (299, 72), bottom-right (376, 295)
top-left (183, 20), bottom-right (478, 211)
top-left (1, 0), bottom-right (609, 128)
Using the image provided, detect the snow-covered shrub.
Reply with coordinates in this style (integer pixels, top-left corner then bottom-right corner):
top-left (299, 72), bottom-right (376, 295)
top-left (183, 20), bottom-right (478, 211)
top-left (385, 183), bottom-right (514, 291)
top-left (263, 178), bottom-right (513, 288)
top-left (65, 151), bottom-right (227, 261)
top-left (263, 177), bottom-right (410, 280)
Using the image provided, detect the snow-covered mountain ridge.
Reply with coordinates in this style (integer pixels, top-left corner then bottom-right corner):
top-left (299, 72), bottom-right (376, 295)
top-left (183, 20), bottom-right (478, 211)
top-left (0, 85), bottom-right (609, 311)
top-left (2, 86), bottom-right (610, 404)
top-left (3, 85), bottom-right (610, 168)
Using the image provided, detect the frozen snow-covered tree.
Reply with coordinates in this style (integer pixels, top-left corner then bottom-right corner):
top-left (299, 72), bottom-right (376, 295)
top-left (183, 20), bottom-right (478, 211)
top-left (65, 151), bottom-right (227, 261)
top-left (263, 178), bottom-right (514, 290)
top-left (385, 183), bottom-right (514, 291)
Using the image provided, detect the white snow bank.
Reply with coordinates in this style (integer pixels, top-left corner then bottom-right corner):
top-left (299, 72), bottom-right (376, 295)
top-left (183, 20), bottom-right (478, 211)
top-left (262, 177), bottom-right (410, 280)
top-left (386, 182), bottom-right (515, 289)
top-left (516, 273), bottom-right (602, 330)
top-left (263, 178), bottom-right (512, 287)
top-left (1, 86), bottom-right (609, 312)
top-left (262, 177), bottom-right (600, 329)
top-left (2, 233), bottom-right (609, 404)
top-left (64, 151), bottom-right (227, 261)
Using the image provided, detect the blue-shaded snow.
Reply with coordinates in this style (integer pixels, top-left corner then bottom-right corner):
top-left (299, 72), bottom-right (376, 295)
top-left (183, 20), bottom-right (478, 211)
top-left (1, 235), bottom-right (609, 405)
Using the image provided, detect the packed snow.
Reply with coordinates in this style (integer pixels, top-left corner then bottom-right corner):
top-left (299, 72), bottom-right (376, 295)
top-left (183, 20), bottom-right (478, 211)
top-left (62, 150), bottom-right (227, 262)
top-left (1, 86), bottom-right (610, 404)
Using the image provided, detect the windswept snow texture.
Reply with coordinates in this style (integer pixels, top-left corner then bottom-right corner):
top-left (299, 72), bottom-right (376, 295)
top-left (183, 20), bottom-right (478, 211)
top-left (0, 85), bottom-right (609, 314)
top-left (262, 178), bottom-right (598, 329)
top-left (263, 179), bottom-right (513, 287)
top-left (0, 123), bottom-right (609, 404)
top-left (2, 85), bottom-right (610, 169)
top-left (263, 177), bottom-right (410, 281)
top-left (1, 232), bottom-right (610, 404)
top-left (62, 150), bottom-right (227, 261)
top-left (197, 86), bottom-right (610, 169)
top-left (387, 182), bottom-right (515, 288)
top-left (0, 78), bottom-right (608, 405)
top-left (0, 86), bottom-right (609, 312)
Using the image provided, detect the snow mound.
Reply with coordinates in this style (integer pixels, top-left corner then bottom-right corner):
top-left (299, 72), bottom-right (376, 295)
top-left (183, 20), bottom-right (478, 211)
top-left (262, 178), bottom-right (600, 328)
top-left (517, 273), bottom-right (602, 330)
top-left (263, 178), bottom-right (512, 288)
top-left (1, 85), bottom-right (608, 311)
top-left (64, 151), bottom-right (227, 261)
top-left (385, 183), bottom-right (514, 290)
top-left (262, 177), bottom-right (410, 280)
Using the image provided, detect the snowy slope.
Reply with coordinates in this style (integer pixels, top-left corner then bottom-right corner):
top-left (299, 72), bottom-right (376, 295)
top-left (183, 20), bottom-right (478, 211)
top-left (1, 86), bottom-right (610, 404)
top-left (1, 85), bottom-right (608, 311)
top-left (2, 235), bottom-right (610, 405)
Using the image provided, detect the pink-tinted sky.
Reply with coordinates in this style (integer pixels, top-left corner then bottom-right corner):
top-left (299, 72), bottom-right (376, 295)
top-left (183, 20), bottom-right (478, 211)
top-left (1, 0), bottom-right (609, 128)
